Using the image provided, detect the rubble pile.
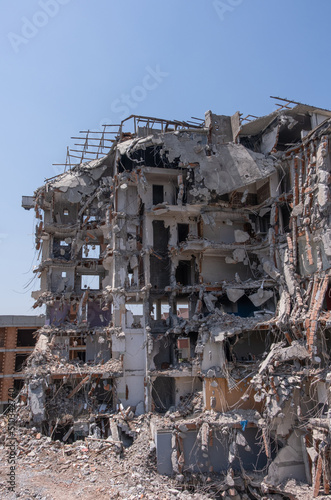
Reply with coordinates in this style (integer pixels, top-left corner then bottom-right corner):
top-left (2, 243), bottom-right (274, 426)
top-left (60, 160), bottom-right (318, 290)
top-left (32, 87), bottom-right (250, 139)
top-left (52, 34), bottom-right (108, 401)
top-left (2, 407), bottom-right (331, 499)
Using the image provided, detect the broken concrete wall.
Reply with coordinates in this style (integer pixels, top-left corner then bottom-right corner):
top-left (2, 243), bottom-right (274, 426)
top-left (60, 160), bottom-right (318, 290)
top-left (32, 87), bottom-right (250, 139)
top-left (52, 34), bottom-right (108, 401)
top-left (266, 432), bottom-right (307, 485)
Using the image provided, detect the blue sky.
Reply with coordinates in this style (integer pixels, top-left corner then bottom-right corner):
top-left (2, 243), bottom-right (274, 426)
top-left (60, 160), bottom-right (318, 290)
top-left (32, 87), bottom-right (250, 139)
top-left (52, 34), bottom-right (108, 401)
top-left (0, 0), bottom-right (330, 315)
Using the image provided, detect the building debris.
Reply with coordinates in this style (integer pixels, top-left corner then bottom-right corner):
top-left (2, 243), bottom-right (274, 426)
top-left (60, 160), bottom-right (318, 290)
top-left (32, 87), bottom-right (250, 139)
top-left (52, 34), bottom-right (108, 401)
top-left (8, 100), bottom-right (331, 497)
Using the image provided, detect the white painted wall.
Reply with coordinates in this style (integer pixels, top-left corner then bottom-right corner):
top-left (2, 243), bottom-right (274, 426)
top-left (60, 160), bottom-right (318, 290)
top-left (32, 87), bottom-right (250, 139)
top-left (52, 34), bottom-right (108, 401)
top-left (117, 185), bottom-right (138, 214)
top-left (201, 256), bottom-right (252, 282)
top-left (123, 329), bottom-right (145, 371)
top-left (117, 374), bottom-right (145, 409)
top-left (201, 339), bottom-right (225, 371)
top-left (203, 222), bottom-right (243, 244)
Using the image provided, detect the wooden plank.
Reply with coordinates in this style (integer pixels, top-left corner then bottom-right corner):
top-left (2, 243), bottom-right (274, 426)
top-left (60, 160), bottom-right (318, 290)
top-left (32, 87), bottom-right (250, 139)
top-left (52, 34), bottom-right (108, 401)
top-left (66, 375), bottom-right (90, 399)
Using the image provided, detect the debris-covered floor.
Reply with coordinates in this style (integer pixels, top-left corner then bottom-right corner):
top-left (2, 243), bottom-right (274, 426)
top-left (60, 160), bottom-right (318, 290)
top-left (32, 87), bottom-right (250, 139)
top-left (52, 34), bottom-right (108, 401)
top-left (2, 409), bottom-right (330, 500)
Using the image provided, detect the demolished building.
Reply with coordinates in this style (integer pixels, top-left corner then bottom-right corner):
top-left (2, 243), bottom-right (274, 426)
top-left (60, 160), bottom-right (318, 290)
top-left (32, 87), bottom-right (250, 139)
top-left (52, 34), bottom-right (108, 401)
top-left (20, 100), bottom-right (331, 496)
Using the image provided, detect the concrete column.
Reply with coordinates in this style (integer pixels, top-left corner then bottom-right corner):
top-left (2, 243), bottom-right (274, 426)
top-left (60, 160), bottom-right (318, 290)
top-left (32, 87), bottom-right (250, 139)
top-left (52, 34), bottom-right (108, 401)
top-left (156, 299), bottom-right (162, 321)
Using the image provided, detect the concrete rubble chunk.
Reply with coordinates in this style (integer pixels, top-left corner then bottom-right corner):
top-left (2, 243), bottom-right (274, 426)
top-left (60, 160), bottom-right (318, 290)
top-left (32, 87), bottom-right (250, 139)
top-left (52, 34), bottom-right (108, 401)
top-left (226, 288), bottom-right (245, 303)
top-left (234, 230), bottom-right (250, 243)
top-left (248, 289), bottom-right (273, 307)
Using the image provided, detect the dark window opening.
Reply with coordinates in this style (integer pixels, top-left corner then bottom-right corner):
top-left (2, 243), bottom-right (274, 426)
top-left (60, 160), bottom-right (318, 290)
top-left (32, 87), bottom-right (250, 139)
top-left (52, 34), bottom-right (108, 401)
top-left (0, 328), bottom-right (5, 348)
top-left (152, 376), bottom-right (175, 413)
top-left (138, 200), bottom-right (145, 216)
top-left (77, 351), bottom-right (86, 362)
top-left (243, 222), bottom-right (255, 238)
top-left (232, 331), bottom-right (271, 362)
top-left (153, 220), bottom-right (169, 252)
top-left (93, 417), bottom-right (111, 439)
top-left (17, 329), bottom-right (38, 347)
top-left (53, 238), bottom-right (71, 261)
top-left (176, 260), bottom-right (192, 286)
top-left (150, 256), bottom-right (170, 290)
top-left (153, 337), bottom-right (172, 369)
top-left (87, 302), bottom-right (112, 328)
top-left (277, 113), bottom-right (311, 151)
top-left (280, 204), bottom-right (291, 233)
top-left (257, 181), bottom-right (270, 204)
top-left (218, 193), bottom-right (230, 202)
top-left (178, 223), bottom-right (189, 243)
top-left (280, 169), bottom-right (291, 193)
top-left (70, 336), bottom-right (85, 347)
top-left (237, 296), bottom-right (259, 318)
top-left (138, 256), bottom-right (144, 287)
top-left (255, 214), bottom-right (270, 235)
top-left (15, 354), bottom-right (29, 372)
top-left (153, 185), bottom-right (164, 205)
top-left (151, 220), bottom-right (170, 289)
top-left (52, 424), bottom-right (74, 443)
top-left (13, 379), bottom-right (24, 395)
top-left (325, 286), bottom-right (331, 311)
top-left (69, 350), bottom-right (86, 362)
top-left (230, 191), bottom-right (257, 207)
top-left (119, 428), bottom-right (134, 448)
top-left (225, 339), bottom-right (234, 362)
